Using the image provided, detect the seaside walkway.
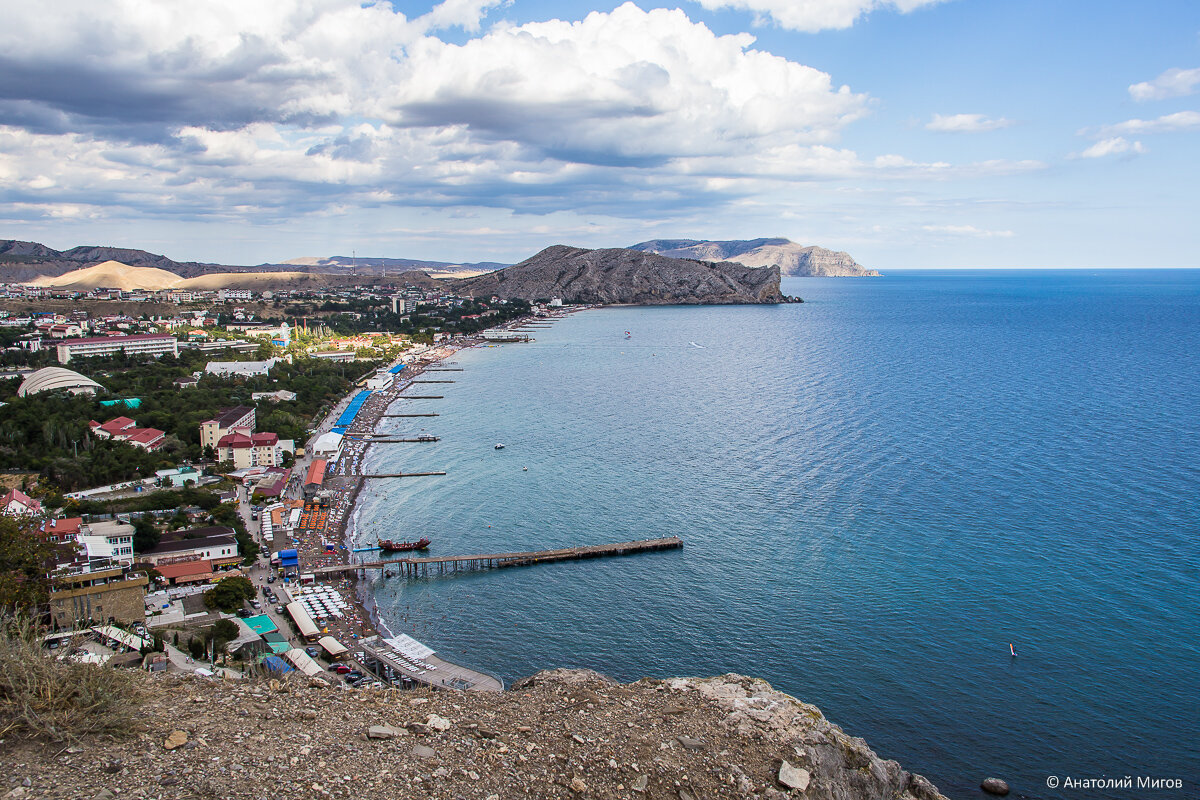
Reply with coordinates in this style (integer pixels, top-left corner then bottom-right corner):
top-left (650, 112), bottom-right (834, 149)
top-left (312, 536), bottom-right (683, 579)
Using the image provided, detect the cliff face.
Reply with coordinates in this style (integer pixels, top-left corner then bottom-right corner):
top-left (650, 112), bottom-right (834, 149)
top-left (0, 669), bottom-right (948, 800)
top-left (630, 239), bottom-right (880, 277)
top-left (453, 245), bottom-right (785, 305)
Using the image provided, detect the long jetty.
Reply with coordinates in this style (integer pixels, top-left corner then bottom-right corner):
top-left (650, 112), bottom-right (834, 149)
top-left (413, 380), bottom-right (455, 384)
top-left (425, 368), bottom-right (463, 372)
top-left (397, 395), bottom-right (444, 399)
top-left (313, 536), bottom-right (683, 579)
top-left (349, 437), bottom-right (440, 443)
top-left (383, 413), bottom-right (439, 417)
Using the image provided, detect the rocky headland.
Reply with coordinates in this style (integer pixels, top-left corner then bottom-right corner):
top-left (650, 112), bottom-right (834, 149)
top-left (453, 245), bottom-right (786, 305)
top-left (0, 668), bottom-right (947, 800)
top-left (629, 239), bottom-right (879, 278)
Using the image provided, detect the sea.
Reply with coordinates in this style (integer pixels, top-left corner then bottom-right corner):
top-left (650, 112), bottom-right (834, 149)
top-left (350, 269), bottom-right (1200, 799)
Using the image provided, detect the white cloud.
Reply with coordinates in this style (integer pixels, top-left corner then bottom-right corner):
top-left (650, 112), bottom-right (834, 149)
top-left (921, 224), bottom-right (1013, 238)
top-left (1079, 137), bottom-right (1146, 159)
top-left (1129, 67), bottom-right (1200, 102)
top-left (925, 113), bottom-right (1012, 133)
top-left (1095, 111), bottom-right (1200, 137)
top-left (0, 0), bottom-right (1035, 237)
top-left (692, 0), bottom-right (945, 32)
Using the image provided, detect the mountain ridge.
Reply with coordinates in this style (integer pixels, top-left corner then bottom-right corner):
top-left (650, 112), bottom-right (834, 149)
top-left (630, 238), bottom-right (879, 277)
top-left (453, 245), bottom-right (786, 305)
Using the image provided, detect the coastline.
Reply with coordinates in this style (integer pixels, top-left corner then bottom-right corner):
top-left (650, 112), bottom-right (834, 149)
top-left (294, 310), bottom-right (579, 673)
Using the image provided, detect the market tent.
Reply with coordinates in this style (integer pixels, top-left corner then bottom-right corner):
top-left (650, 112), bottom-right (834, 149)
top-left (317, 635), bottom-right (348, 658)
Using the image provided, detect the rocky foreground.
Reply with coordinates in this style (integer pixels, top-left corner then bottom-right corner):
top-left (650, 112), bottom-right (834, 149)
top-left (0, 669), bottom-right (947, 800)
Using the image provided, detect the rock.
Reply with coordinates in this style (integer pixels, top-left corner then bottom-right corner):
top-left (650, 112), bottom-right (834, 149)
top-left (426, 714), bottom-right (452, 732)
top-left (159, 777), bottom-right (179, 787)
top-left (412, 745), bottom-right (436, 760)
top-left (92, 791), bottom-right (114, 800)
top-left (101, 760), bottom-right (124, 774)
top-left (569, 777), bottom-right (587, 793)
top-left (632, 774), bottom-right (649, 793)
top-left (778, 760), bottom-right (811, 791)
top-left (631, 238), bottom-right (879, 278)
top-left (367, 725), bottom-right (403, 740)
top-left (981, 778), bottom-right (1010, 796)
top-left (675, 736), bottom-right (704, 751)
top-left (455, 247), bottom-right (785, 306)
top-left (4, 788), bottom-right (28, 799)
top-left (298, 709), bottom-right (318, 721)
top-left (679, 790), bottom-right (696, 800)
top-left (163, 730), bottom-right (188, 750)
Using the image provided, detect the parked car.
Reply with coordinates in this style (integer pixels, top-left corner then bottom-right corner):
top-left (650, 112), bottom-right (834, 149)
top-left (305, 646), bottom-right (322, 659)
top-left (332, 664), bottom-right (353, 674)
top-left (236, 608), bottom-right (252, 618)
top-left (267, 575), bottom-right (276, 584)
top-left (250, 600), bottom-right (262, 609)
top-left (275, 605), bottom-right (287, 616)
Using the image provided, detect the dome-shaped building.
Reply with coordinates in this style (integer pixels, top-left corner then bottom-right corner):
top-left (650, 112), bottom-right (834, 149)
top-left (17, 366), bottom-right (104, 398)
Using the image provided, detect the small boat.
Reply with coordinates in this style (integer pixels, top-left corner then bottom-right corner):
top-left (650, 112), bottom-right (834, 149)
top-left (494, 443), bottom-right (505, 450)
top-left (378, 537), bottom-right (431, 552)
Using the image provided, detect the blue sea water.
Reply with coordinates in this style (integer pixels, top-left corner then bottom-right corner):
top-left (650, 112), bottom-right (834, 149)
top-left (351, 270), bottom-right (1200, 799)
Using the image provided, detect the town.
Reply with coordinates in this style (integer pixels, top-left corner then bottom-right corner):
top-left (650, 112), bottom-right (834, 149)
top-left (0, 277), bottom-right (554, 688)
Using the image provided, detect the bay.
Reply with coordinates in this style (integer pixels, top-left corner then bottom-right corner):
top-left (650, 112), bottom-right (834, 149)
top-left (351, 269), bottom-right (1200, 798)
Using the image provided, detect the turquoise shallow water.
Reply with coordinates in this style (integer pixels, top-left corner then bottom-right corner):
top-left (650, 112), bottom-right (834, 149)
top-left (351, 270), bottom-right (1200, 799)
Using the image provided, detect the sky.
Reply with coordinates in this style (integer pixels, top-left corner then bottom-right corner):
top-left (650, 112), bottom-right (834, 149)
top-left (0, 0), bottom-right (1197, 268)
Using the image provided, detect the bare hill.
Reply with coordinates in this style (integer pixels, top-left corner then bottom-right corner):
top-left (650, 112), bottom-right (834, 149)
top-left (454, 245), bottom-right (785, 305)
top-left (630, 238), bottom-right (880, 277)
top-left (30, 261), bottom-right (185, 290)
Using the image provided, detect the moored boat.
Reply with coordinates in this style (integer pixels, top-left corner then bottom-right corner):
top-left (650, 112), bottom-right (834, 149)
top-left (379, 537), bottom-right (431, 552)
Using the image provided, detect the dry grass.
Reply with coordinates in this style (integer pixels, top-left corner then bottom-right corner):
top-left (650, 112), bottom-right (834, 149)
top-left (0, 619), bottom-right (140, 741)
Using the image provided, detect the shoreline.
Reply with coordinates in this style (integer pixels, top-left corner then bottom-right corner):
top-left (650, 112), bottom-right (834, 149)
top-left (296, 310), bottom-right (580, 679)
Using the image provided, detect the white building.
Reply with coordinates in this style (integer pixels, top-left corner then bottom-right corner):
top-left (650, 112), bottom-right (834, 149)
top-left (204, 358), bottom-right (278, 378)
top-left (56, 334), bottom-right (178, 364)
top-left (80, 520), bottom-right (136, 567)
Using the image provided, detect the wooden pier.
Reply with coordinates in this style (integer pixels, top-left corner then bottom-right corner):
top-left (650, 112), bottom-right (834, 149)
top-left (383, 413), bottom-right (439, 417)
top-left (425, 368), bottom-right (463, 372)
top-left (349, 437), bottom-right (440, 443)
top-left (413, 380), bottom-right (455, 384)
top-left (313, 536), bottom-right (683, 579)
top-left (396, 395), bottom-right (444, 399)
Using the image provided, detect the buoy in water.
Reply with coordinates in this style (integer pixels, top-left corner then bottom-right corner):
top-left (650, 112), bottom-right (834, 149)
top-left (1009, 643), bottom-right (1017, 657)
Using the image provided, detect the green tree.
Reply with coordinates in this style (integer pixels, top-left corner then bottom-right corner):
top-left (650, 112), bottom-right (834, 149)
top-left (203, 576), bottom-right (254, 613)
top-left (132, 517), bottom-right (161, 553)
top-left (0, 515), bottom-right (56, 614)
top-left (188, 637), bottom-right (205, 659)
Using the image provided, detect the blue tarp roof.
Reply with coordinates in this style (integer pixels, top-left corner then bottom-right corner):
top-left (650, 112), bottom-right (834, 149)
top-left (262, 655), bottom-right (293, 673)
top-left (280, 548), bottom-right (299, 567)
top-left (330, 426), bottom-right (347, 435)
top-left (334, 390), bottom-right (372, 429)
top-left (388, 364), bottom-right (406, 374)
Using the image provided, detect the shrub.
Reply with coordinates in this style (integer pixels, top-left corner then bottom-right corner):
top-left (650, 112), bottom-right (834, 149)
top-left (0, 618), bottom-right (139, 741)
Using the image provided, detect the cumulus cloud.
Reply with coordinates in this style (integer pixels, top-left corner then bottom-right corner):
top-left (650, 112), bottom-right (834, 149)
top-left (1129, 67), bottom-right (1200, 102)
top-left (0, 0), bottom-right (1030, 234)
top-left (925, 113), bottom-right (1012, 133)
top-left (1078, 137), bottom-right (1146, 159)
top-left (692, 0), bottom-right (945, 32)
top-left (1095, 110), bottom-right (1200, 137)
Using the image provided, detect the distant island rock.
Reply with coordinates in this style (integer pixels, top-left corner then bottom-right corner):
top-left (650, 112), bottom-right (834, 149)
top-left (630, 238), bottom-right (880, 277)
top-left (453, 245), bottom-right (786, 305)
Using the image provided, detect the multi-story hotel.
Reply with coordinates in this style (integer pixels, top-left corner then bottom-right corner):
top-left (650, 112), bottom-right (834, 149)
top-left (56, 333), bottom-right (178, 364)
